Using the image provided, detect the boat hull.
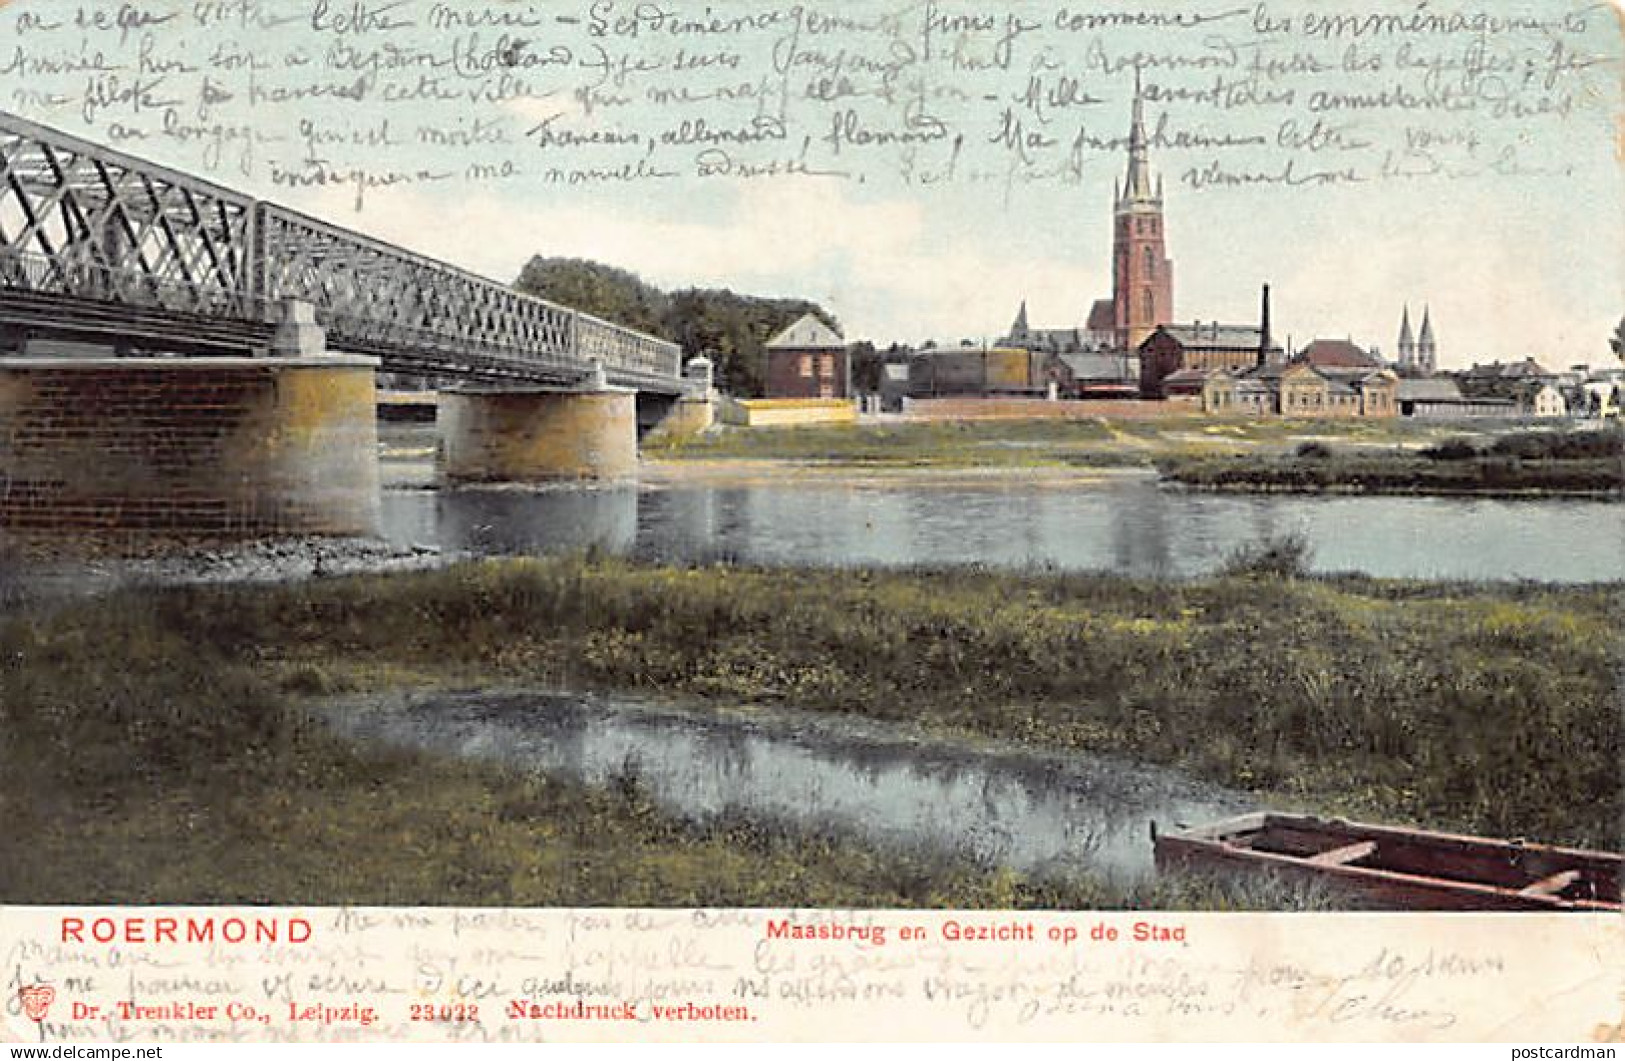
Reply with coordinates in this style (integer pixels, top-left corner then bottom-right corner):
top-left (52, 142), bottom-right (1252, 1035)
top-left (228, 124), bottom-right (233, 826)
top-left (1153, 813), bottom-right (1622, 912)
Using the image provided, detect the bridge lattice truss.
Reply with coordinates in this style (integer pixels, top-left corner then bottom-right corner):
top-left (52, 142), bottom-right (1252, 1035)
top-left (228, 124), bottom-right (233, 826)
top-left (0, 112), bottom-right (683, 390)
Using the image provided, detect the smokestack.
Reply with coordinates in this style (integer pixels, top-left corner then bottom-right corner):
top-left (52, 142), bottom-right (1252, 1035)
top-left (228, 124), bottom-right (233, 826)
top-left (1258, 283), bottom-right (1272, 367)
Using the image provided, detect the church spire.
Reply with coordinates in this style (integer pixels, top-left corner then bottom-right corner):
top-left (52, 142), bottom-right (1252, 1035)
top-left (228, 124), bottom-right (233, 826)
top-left (1110, 69), bottom-right (1172, 355)
top-left (1418, 305), bottom-right (1436, 373)
top-left (1120, 68), bottom-right (1157, 206)
top-left (1011, 300), bottom-right (1030, 338)
top-left (1398, 305), bottom-right (1415, 366)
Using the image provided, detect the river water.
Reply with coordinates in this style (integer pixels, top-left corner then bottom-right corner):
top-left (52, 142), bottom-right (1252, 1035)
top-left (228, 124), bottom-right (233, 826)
top-left (8, 446), bottom-right (1611, 884)
top-left (325, 689), bottom-right (1257, 884)
top-left (353, 459), bottom-right (1615, 878)
top-left (379, 466), bottom-right (1625, 583)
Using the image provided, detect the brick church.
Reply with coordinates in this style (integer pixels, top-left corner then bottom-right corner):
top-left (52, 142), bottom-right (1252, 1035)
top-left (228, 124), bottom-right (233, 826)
top-left (1001, 73), bottom-right (1281, 399)
top-left (999, 73), bottom-right (1174, 395)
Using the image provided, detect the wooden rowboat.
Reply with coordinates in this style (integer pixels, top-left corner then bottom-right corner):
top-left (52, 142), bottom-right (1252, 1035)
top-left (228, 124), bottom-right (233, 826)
top-left (1152, 812), bottom-right (1621, 911)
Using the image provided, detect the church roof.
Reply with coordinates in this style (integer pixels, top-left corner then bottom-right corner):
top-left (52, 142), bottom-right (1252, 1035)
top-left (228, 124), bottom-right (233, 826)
top-left (1005, 327), bottom-right (1096, 354)
top-left (766, 313), bottom-right (844, 350)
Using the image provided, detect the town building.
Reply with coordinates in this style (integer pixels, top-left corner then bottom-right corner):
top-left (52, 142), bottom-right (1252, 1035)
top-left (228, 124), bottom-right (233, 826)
top-left (1572, 366), bottom-right (1624, 417)
top-left (1455, 358), bottom-right (1560, 409)
top-left (1201, 362), bottom-right (1398, 419)
top-left (903, 344), bottom-right (1062, 398)
top-left (764, 313), bottom-right (848, 399)
top-left (1530, 383), bottom-right (1569, 418)
top-left (1140, 285), bottom-right (1283, 398)
top-left (1297, 339), bottom-right (1383, 372)
top-left (1394, 377), bottom-right (1518, 418)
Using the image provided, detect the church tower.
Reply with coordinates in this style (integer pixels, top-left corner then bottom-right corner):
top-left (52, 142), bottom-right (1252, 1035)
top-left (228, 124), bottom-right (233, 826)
top-left (1113, 71), bottom-right (1174, 352)
top-left (1417, 306), bottom-right (1436, 374)
top-left (1398, 305), bottom-right (1416, 369)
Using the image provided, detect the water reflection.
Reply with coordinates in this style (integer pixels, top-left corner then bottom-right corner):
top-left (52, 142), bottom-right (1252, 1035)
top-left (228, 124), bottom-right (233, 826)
top-left (378, 475), bottom-right (1625, 582)
top-left (384, 486), bottom-right (637, 556)
top-left (326, 690), bottom-right (1257, 883)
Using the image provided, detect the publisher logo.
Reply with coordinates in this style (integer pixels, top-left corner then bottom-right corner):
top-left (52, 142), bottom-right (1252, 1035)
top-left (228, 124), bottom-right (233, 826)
top-left (19, 985), bottom-right (56, 1022)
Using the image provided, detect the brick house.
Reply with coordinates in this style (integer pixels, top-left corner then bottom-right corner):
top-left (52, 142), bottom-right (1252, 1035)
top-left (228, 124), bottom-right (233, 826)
top-left (764, 314), bottom-right (847, 399)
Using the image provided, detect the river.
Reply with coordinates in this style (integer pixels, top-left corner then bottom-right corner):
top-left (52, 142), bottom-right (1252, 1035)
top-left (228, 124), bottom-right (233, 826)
top-left (325, 689), bottom-right (1258, 885)
top-left (379, 463), bottom-right (1624, 583)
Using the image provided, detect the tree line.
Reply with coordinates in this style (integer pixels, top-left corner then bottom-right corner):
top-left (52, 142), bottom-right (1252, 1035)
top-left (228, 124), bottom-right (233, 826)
top-left (514, 257), bottom-right (840, 397)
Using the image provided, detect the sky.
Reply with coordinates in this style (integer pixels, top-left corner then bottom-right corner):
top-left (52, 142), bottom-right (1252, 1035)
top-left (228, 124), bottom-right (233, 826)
top-left (1, 0), bottom-right (1621, 369)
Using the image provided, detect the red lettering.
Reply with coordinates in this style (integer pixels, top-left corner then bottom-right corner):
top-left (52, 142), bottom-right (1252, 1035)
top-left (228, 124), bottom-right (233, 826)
top-left (62, 918), bottom-right (85, 942)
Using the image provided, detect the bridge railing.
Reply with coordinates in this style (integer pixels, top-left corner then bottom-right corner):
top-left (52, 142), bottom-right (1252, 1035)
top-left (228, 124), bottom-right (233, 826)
top-left (575, 310), bottom-right (684, 382)
top-left (317, 305), bottom-right (579, 382)
top-left (0, 248), bottom-right (270, 321)
top-left (256, 203), bottom-right (682, 387)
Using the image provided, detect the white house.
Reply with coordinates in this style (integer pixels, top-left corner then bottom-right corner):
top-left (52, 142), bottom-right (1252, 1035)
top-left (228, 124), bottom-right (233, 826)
top-left (1530, 383), bottom-right (1568, 418)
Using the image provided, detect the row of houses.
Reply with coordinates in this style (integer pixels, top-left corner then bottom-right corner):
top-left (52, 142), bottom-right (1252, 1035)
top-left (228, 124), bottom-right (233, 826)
top-left (1189, 362), bottom-right (1398, 419)
top-left (761, 311), bottom-right (1621, 420)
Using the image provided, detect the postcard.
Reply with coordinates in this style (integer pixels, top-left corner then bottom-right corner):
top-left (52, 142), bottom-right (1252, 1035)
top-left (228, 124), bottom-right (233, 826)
top-left (0, 0), bottom-right (1621, 1044)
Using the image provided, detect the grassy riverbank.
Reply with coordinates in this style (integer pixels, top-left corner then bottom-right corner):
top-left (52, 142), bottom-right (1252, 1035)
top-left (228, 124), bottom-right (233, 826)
top-left (1160, 427), bottom-right (1624, 496)
top-left (642, 416), bottom-right (1474, 468)
top-left (3, 556), bottom-right (1618, 905)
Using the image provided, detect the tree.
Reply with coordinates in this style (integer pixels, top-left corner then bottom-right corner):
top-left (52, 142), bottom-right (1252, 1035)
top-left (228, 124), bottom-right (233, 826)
top-left (512, 259), bottom-right (839, 397)
top-left (847, 341), bottom-right (882, 394)
top-left (665, 288), bottom-right (838, 397)
top-left (514, 257), bottom-right (671, 339)
top-left (1611, 315), bottom-right (1624, 361)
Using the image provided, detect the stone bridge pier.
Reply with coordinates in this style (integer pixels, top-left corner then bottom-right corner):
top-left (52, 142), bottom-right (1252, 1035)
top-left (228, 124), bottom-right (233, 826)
top-left (440, 365), bottom-right (639, 484)
top-left (0, 301), bottom-right (381, 537)
top-left (441, 355), bottom-right (716, 483)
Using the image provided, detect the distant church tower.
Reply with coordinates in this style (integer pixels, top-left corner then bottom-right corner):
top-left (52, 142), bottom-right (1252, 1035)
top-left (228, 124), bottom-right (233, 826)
top-left (1008, 300), bottom-right (1031, 344)
top-left (1113, 71), bottom-right (1174, 352)
top-left (1417, 306), bottom-right (1437, 374)
top-left (1398, 305), bottom-right (1437, 375)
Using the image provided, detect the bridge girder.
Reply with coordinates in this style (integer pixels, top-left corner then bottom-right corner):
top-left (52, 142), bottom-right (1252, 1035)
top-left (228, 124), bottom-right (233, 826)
top-left (0, 111), bottom-right (684, 393)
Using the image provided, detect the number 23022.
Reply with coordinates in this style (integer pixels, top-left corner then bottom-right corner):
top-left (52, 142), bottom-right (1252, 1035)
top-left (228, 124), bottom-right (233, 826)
top-left (410, 1003), bottom-right (480, 1022)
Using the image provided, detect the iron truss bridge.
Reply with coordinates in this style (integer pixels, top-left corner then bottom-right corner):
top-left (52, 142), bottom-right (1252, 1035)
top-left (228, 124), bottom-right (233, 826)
top-left (0, 111), bottom-right (684, 392)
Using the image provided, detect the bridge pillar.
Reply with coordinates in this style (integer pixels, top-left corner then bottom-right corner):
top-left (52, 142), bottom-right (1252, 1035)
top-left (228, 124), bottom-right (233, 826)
top-left (643, 394), bottom-right (715, 440)
top-left (440, 378), bottom-right (638, 483)
top-left (642, 356), bottom-right (718, 441)
top-left (0, 356), bottom-right (381, 537)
